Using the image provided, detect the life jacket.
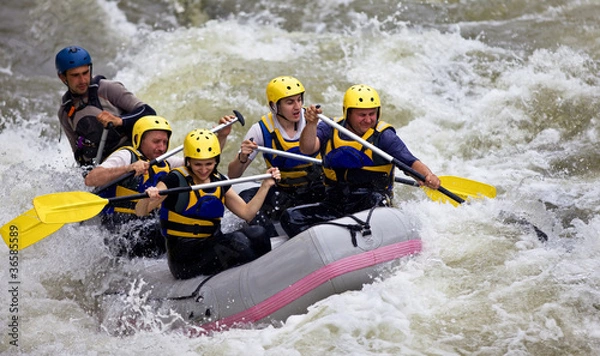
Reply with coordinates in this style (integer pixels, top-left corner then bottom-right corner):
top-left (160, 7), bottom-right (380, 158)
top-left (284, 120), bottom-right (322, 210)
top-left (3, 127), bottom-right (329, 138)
top-left (322, 118), bottom-right (395, 194)
top-left (159, 168), bottom-right (229, 239)
top-left (258, 112), bottom-right (324, 189)
top-left (101, 147), bottom-right (172, 215)
top-left (60, 75), bottom-right (127, 164)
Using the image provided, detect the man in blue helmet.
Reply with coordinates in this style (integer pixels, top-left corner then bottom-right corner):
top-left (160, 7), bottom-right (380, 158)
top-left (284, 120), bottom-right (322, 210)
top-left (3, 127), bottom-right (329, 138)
top-left (55, 46), bottom-right (157, 167)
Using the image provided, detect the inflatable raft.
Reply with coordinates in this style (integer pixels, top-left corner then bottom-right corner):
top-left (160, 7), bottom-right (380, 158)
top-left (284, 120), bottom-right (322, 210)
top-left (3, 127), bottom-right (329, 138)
top-left (100, 207), bottom-right (422, 333)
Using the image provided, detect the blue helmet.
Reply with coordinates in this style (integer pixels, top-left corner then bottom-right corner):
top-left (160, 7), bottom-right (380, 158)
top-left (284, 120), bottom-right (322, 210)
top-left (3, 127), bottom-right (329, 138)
top-left (55, 46), bottom-right (92, 74)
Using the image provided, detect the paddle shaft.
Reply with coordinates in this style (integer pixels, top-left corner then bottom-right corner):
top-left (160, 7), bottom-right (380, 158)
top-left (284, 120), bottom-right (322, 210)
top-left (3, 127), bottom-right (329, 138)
top-left (94, 123), bottom-right (113, 165)
top-left (93, 111), bottom-right (244, 193)
top-left (255, 146), bottom-right (423, 189)
top-left (108, 173), bottom-right (273, 204)
top-left (255, 146), bottom-right (322, 164)
top-left (316, 114), bottom-right (464, 204)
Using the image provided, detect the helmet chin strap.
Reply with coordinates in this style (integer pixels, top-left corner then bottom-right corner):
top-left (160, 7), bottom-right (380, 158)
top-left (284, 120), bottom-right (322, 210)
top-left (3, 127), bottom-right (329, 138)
top-left (346, 120), bottom-right (360, 136)
top-left (272, 102), bottom-right (298, 131)
top-left (276, 113), bottom-right (298, 131)
top-left (345, 109), bottom-right (360, 135)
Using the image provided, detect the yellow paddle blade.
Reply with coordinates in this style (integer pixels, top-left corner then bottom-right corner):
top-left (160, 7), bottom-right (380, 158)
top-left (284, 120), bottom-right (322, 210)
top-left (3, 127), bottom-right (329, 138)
top-left (33, 191), bottom-right (109, 224)
top-left (423, 175), bottom-right (497, 207)
top-left (1, 209), bottom-right (64, 250)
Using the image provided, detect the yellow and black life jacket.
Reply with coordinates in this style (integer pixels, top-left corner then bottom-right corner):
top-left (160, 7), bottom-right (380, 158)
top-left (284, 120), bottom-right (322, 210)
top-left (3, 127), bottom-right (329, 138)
top-left (322, 118), bottom-right (395, 193)
top-left (159, 167), bottom-right (229, 239)
top-left (258, 112), bottom-right (323, 189)
top-left (102, 147), bottom-right (172, 215)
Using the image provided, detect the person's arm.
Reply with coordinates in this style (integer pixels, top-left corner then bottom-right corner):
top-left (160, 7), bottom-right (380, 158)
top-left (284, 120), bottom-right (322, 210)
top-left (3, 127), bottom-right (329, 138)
top-left (215, 115), bottom-right (236, 151)
top-left (410, 160), bottom-right (440, 189)
top-left (96, 80), bottom-right (156, 134)
top-left (227, 124), bottom-right (262, 178)
top-left (381, 129), bottom-right (440, 189)
top-left (83, 151), bottom-right (149, 187)
top-left (299, 105), bottom-right (321, 155)
top-left (95, 104), bottom-right (155, 131)
top-left (119, 104), bottom-right (156, 132)
top-left (227, 139), bottom-right (258, 178)
top-left (166, 156), bottom-right (185, 169)
top-left (135, 181), bottom-right (168, 216)
top-left (225, 168), bottom-right (280, 222)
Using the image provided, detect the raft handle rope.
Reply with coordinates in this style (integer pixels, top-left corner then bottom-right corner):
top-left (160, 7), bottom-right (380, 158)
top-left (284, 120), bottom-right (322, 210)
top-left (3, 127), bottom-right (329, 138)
top-left (317, 214), bottom-right (371, 247)
top-left (313, 194), bottom-right (386, 246)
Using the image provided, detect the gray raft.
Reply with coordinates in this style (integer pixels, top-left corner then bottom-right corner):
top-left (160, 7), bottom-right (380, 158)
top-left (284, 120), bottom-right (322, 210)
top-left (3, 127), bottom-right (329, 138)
top-left (101, 207), bottom-right (422, 333)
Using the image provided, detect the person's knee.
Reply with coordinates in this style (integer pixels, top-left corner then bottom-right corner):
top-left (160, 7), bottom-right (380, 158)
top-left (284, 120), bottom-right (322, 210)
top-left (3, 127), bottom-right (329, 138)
top-left (242, 226), bottom-right (271, 255)
top-left (280, 207), bottom-right (308, 238)
top-left (238, 187), bottom-right (259, 203)
top-left (215, 232), bottom-right (255, 267)
top-left (243, 225), bottom-right (265, 239)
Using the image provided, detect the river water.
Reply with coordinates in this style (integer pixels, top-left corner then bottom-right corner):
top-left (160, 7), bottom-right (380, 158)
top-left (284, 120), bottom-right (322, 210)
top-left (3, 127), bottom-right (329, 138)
top-left (1, 0), bottom-right (599, 355)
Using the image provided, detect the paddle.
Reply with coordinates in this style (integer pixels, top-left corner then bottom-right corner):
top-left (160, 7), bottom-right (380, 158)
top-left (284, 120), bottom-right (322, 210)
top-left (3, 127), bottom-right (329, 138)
top-left (255, 146), bottom-right (322, 164)
top-left (93, 110), bottom-right (245, 194)
top-left (94, 122), bottom-right (113, 165)
top-left (34, 173), bottom-right (273, 224)
top-left (255, 146), bottom-right (496, 205)
top-left (1, 209), bottom-right (64, 250)
top-left (395, 175), bottom-right (496, 204)
top-left (317, 114), bottom-right (466, 204)
top-left (0, 111), bottom-right (247, 250)
top-left (393, 174), bottom-right (498, 204)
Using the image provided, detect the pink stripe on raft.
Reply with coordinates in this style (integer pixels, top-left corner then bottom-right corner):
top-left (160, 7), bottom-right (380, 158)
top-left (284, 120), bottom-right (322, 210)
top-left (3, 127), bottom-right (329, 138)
top-left (201, 239), bottom-right (422, 331)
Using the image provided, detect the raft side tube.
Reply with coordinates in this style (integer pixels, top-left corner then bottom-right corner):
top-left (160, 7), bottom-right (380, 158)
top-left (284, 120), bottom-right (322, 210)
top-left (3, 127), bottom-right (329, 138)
top-left (104, 207), bottom-right (422, 329)
top-left (180, 207), bottom-right (420, 326)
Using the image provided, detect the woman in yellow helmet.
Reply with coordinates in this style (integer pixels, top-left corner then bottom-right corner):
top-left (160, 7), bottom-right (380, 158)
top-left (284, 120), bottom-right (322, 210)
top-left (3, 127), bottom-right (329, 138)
top-left (281, 84), bottom-right (441, 237)
top-left (136, 129), bottom-right (280, 280)
top-left (227, 76), bottom-right (325, 236)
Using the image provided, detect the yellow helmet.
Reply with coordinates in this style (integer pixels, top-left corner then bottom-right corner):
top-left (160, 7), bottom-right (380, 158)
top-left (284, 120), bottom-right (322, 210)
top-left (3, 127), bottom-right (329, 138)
top-left (132, 116), bottom-right (172, 150)
top-left (343, 84), bottom-right (381, 119)
top-left (266, 76), bottom-right (305, 106)
top-left (183, 129), bottom-right (221, 160)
